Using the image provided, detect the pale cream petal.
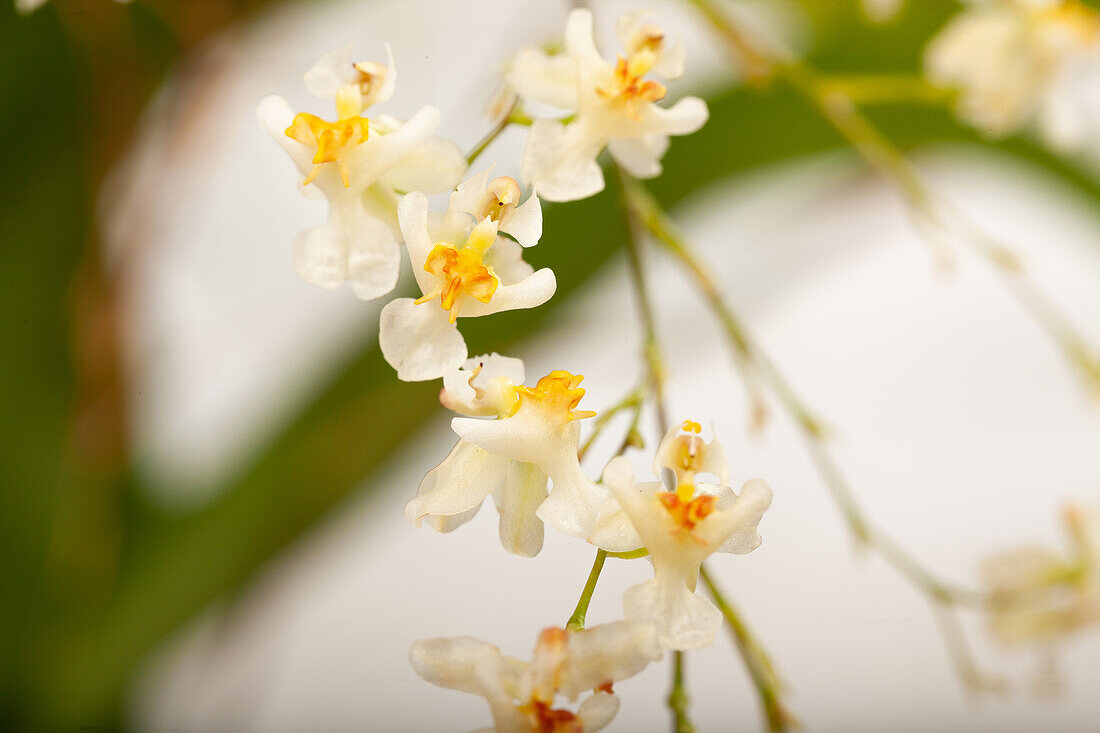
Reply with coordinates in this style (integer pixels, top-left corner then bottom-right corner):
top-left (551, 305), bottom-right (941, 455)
top-left (607, 135), bottom-right (669, 179)
top-left (559, 621), bottom-right (661, 699)
top-left (507, 46), bottom-right (581, 110)
top-left (291, 223), bottom-right (350, 291)
top-left (588, 457), bottom-right (647, 551)
top-left (640, 95), bottom-right (709, 137)
top-left (426, 504), bottom-right (482, 533)
top-left (369, 43), bottom-right (398, 107)
top-left (448, 169), bottom-right (493, 219)
top-left (257, 94), bottom-right (316, 175)
top-left (498, 460), bottom-right (548, 557)
top-left (576, 693), bottom-right (620, 732)
top-left (452, 404), bottom-right (570, 471)
top-left (384, 132), bottom-right (467, 194)
top-left (521, 118), bottom-right (605, 202)
top-left (408, 637), bottom-right (505, 695)
top-left (564, 8), bottom-right (605, 69)
top-left (500, 188), bottom-right (543, 247)
top-left (405, 439), bottom-right (508, 528)
top-left (623, 577), bottom-right (722, 650)
top-left (485, 237), bottom-right (535, 285)
top-left (344, 214), bottom-right (403, 301)
top-left (379, 298), bottom-right (467, 381)
top-left (710, 478), bottom-right (773, 555)
top-left (350, 105), bottom-right (442, 187)
top-left (304, 46), bottom-right (353, 98)
top-left (442, 352), bottom-right (526, 416)
top-left (535, 459), bottom-right (609, 539)
top-left (462, 267), bottom-right (556, 318)
top-left (396, 191), bottom-right (438, 295)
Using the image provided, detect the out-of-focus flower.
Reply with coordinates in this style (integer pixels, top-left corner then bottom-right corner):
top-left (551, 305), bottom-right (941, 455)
top-left (925, 0), bottom-right (1100, 145)
top-left (408, 365), bottom-right (602, 557)
top-left (507, 9), bottom-right (708, 201)
top-left (379, 184), bottom-right (554, 381)
top-left (591, 422), bottom-right (772, 651)
top-left (862, 0), bottom-right (905, 24)
top-left (258, 47), bottom-right (465, 301)
top-left (409, 622), bottom-right (660, 733)
top-left (15, 0), bottom-right (130, 14)
top-left (981, 505), bottom-right (1100, 644)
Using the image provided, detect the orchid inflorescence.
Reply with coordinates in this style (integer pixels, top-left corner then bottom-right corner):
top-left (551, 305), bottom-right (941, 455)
top-left (256, 3), bottom-right (1100, 729)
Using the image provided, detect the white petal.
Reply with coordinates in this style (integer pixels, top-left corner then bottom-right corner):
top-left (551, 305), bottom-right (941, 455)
top-left (384, 132), bottom-right (467, 194)
top-left (379, 298), bottom-right (467, 381)
top-left (448, 169), bottom-right (493, 218)
top-left (521, 119), bottom-right (605, 202)
top-left (710, 478), bottom-right (773, 555)
top-left (345, 216), bottom-right (402, 301)
top-left (304, 46), bottom-right (353, 98)
top-left (559, 621), bottom-right (661, 699)
top-left (623, 578), bottom-right (722, 650)
top-left (406, 439), bottom-right (508, 528)
top-left (462, 267), bottom-right (557, 317)
top-left (615, 11), bottom-right (685, 79)
top-left (588, 458), bottom-right (648, 552)
top-left (500, 188), bottom-right (543, 247)
top-left (498, 460), bottom-right (548, 557)
top-left (351, 106), bottom-right (442, 187)
top-left (408, 637), bottom-right (505, 695)
top-left (507, 47), bottom-right (580, 111)
top-left (397, 192), bottom-right (439, 296)
top-left (607, 135), bottom-right (669, 179)
top-left (536, 459), bottom-right (609, 539)
top-left (442, 352), bottom-right (526, 416)
top-left (291, 222), bottom-right (351, 291)
top-left (641, 95), bottom-right (709, 137)
top-left (485, 237), bottom-right (535, 285)
top-left (257, 94), bottom-right (315, 175)
top-left (564, 8), bottom-right (605, 69)
top-left (426, 504), bottom-right (482, 533)
top-left (577, 693), bottom-right (620, 732)
top-left (370, 43), bottom-right (398, 107)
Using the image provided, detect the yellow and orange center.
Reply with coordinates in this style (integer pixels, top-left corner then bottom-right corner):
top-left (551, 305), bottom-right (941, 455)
top-left (285, 112), bottom-right (369, 187)
top-left (595, 49), bottom-right (667, 118)
top-left (1040, 1), bottom-right (1100, 42)
top-left (414, 244), bottom-right (498, 322)
top-left (523, 700), bottom-right (583, 733)
top-left (657, 492), bottom-right (717, 540)
top-left (510, 370), bottom-right (597, 422)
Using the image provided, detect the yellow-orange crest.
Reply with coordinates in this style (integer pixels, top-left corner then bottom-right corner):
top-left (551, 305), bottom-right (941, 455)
top-left (285, 112), bottom-right (370, 187)
top-left (1041, 1), bottom-right (1100, 41)
top-left (414, 244), bottom-right (498, 322)
top-left (657, 491), bottom-right (717, 541)
top-left (596, 49), bottom-right (667, 118)
top-left (511, 370), bottom-right (597, 422)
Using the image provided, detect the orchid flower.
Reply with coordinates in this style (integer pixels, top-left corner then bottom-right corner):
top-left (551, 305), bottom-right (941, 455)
top-left (925, 0), bottom-right (1100, 146)
top-left (258, 46), bottom-right (465, 301)
top-left (591, 421), bottom-right (772, 651)
top-left (379, 179), bottom-right (554, 382)
top-left (981, 506), bottom-right (1100, 644)
top-left (507, 9), bottom-right (708, 201)
top-left (409, 622), bottom-right (660, 733)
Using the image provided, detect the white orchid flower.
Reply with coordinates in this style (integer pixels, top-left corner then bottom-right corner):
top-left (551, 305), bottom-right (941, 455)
top-left (379, 187), bottom-right (554, 382)
top-left (981, 506), bottom-right (1100, 644)
top-left (925, 0), bottom-right (1100, 142)
top-left (409, 622), bottom-right (660, 733)
top-left (451, 370), bottom-right (609, 543)
top-left (591, 421), bottom-right (772, 651)
top-left (409, 367), bottom-right (603, 556)
top-left (507, 8), bottom-right (708, 201)
top-left (258, 47), bottom-right (465, 301)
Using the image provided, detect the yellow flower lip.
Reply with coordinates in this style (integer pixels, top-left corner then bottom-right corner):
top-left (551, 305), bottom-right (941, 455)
top-left (658, 491), bottom-right (717, 541)
top-left (595, 41), bottom-right (668, 119)
top-left (414, 219), bottom-right (500, 322)
top-left (510, 370), bottom-right (597, 422)
top-left (285, 112), bottom-right (370, 187)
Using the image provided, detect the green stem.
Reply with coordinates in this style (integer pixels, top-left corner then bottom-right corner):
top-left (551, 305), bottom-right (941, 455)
top-left (566, 549), bottom-right (607, 632)
top-left (700, 565), bottom-right (793, 732)
top-left (465, 103), bottom-right (532, 166)
top-left (578, 386), bottom-right (646, 462)
top-left (668, 650), bottom-right (696, 733)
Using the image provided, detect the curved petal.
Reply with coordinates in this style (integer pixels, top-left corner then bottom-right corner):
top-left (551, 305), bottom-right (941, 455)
top-left (344, 212), bottom-right (402, 301)
top-left (640, 95), bottom-right (709, 137)
top-left (369, 43), bottom-right (398, 107)
top-left (536, 459), bottom-right (609, 539)
top-left (257, 94), bottom-right (315, 175)
top-left (384, 132), bottom-right (467, 194)
top-left (426, 504), bottom-right (483, 533)
top-left (507, 46), bottom-right (580, 110)
top-left (409, 637), bottom-right (504, 695)
top-left (577, 693), bottom-right (620, 732)
top-left (588, 458), bottom-right (650, 552)
top-left (462, 267), bottom-right (557, 317)
top-left (351, 105), bottom-right (442, 187)
top-left (564, 8), bottom-right (605, 69)
top-left (304, 46), bottom-right (352, 98)
top-left (615, 11), bottom-right (685, 79)
top-left (521, 118), bottom-right (605, 202)
top-left (500, 187), bottom-right (543, 247)
top-left (560, 621), bottom-right (661, 699)
top-left (397, 191), bottom-right (438, 295)
top-left (623, 577), bottom-right (721, 651)
top-left (498, 460), bottom-right (548, 557)
top-left (406, 439), bottom-right (508, 528)
top-left (379, 298), bottom-right (467, 381)
top-left (709, 478), bottom-right (772, 555)
top-left (448, 168), bottom-right (493, 218)
top-left (442, 353), bottom-right (526, 416)
top-left (607, 135), bottom-right (669, 179)
top-left (291, 222), bottom-right (350, 291)
top-left (485, 237), bottom-right (535, 286)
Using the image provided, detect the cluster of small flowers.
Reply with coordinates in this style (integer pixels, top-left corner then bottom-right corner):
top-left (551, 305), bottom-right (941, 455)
top-left (926, 0), bottom-right (1100, 150)
top-left (259, 9), bottom-right (767, 730)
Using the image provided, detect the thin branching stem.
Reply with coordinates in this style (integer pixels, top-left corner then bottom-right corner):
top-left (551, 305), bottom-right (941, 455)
top-left (578, 386), bottom-right (646, 462)
top-left (700, 565), bottom-right (793, 732)
top-left (684, 0), bottom-right (1100, 391)
top-left (465, 102), bottom-right (532, 166)
top-left (566, 549), bottom-right (608, 632)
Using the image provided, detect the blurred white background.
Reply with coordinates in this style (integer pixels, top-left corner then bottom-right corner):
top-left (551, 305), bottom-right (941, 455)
top-left (112, 0), bottom-right (1100, 730)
